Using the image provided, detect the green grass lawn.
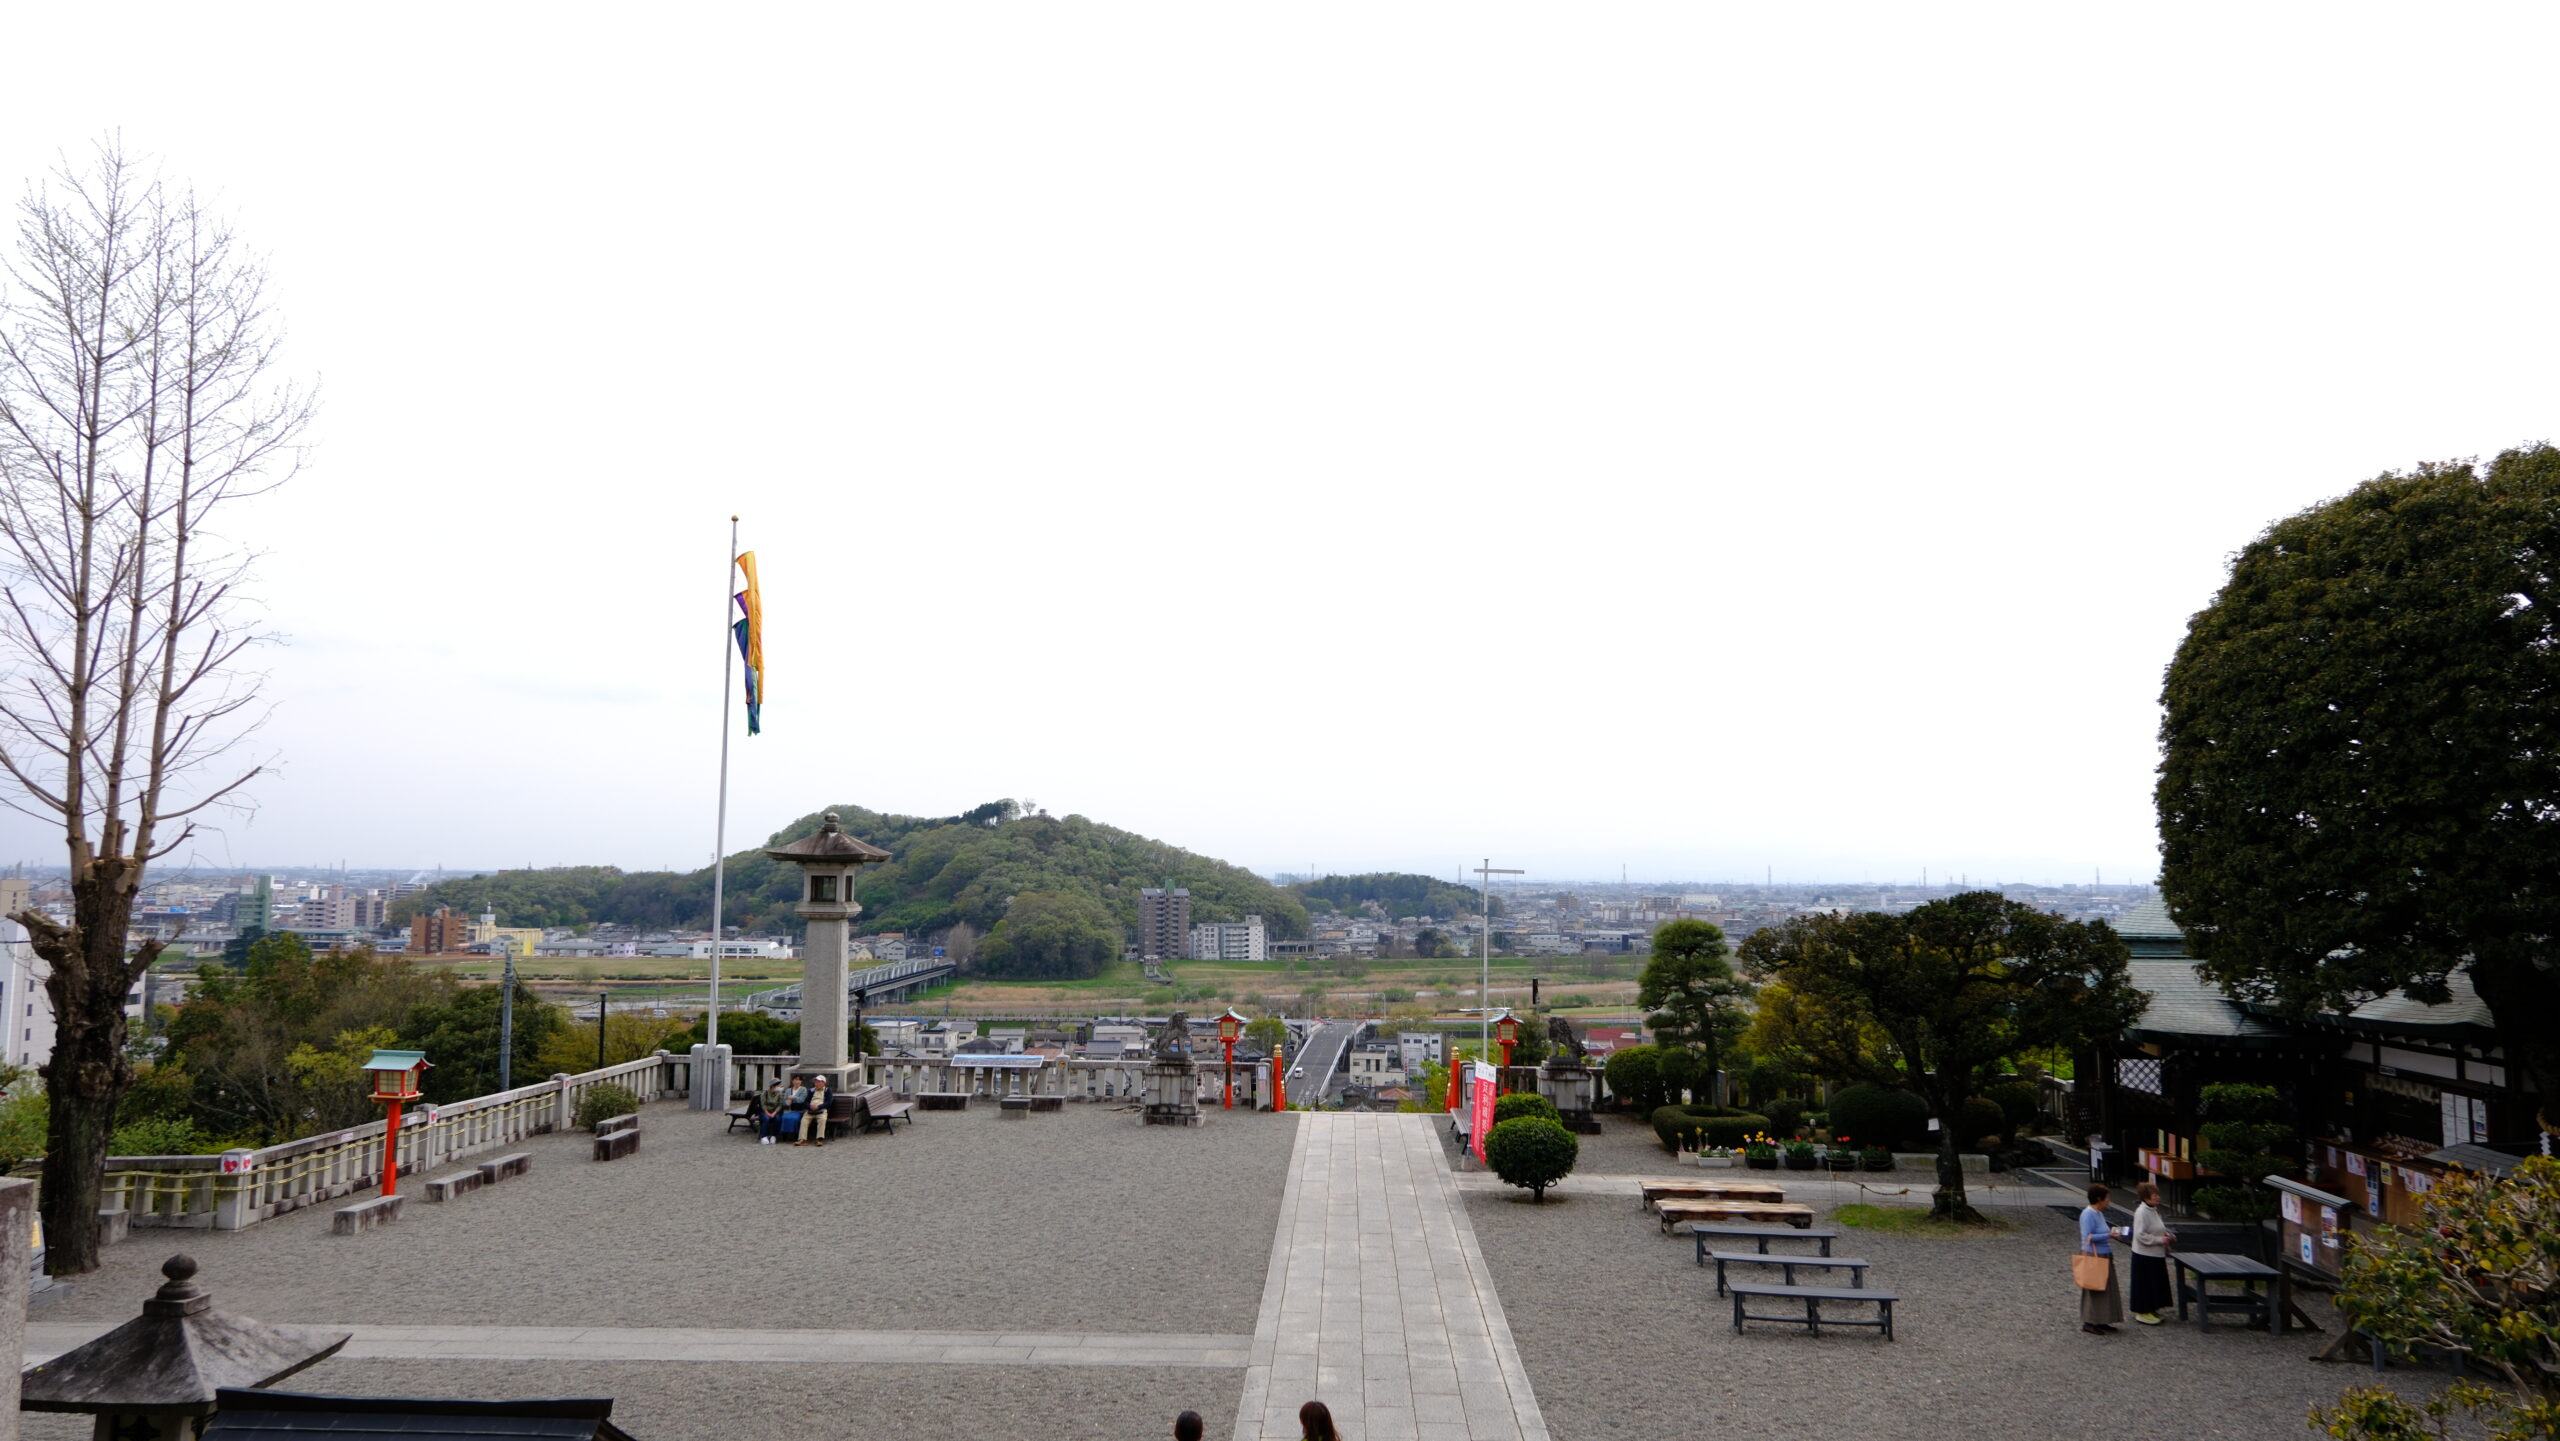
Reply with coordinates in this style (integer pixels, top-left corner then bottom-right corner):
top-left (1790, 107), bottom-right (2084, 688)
top-left (1836, 1202), bottom-right (2012, 1235)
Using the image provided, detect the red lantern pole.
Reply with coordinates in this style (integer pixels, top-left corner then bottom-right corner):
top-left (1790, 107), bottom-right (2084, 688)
top-left (380, 1095), bottom-right (405, 1198)
top-left (1223, 1037), bottom-right (1235, 1109)
top-left (1445, 1053), bottom-right (1462, 1112)
top-left (1273, 1052), bottom-right (1287, 1110)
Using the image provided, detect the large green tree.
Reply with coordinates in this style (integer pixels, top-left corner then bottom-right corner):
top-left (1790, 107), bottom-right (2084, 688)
top-left (2159, 446), bottom-right (2560, 1138)
top-left (974, 890), bottom-right (1123, 980)
top-left (1638, 920), bottom-right (1753, 1097)
top-left (399, 980), bottom-right (565, 1102)
top-left (1740, 893), bottom-right (2144, 1220)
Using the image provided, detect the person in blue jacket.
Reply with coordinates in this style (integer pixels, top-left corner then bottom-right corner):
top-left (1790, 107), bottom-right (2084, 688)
top-left (2079, 1183), bottom-right (2126, 1334)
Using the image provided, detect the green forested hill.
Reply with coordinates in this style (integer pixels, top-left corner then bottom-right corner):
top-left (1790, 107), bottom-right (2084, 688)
top-left (1290, 872), bottom-right (1493, 921)
top-left (388, 800), bottom-right (1307, 978)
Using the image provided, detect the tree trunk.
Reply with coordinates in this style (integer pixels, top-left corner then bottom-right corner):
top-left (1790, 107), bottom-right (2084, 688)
top-left (2466, 955), bottom-right (2560, 1140)
top-left (21, 860), bottom-right (149, 1277)
top-left (1928, 1087), bottom-right (1981, 1222)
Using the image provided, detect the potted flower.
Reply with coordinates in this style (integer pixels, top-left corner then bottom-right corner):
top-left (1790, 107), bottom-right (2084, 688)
top-left (1697, 1146), bottom-right (1736, 1170)
top-left (1824, 1135), bottom-right (1861, 1171)
top-left (1743, 1137), bottom-right (1779, 1170)
top-left (1782, 1140), bottom-right (1818, 1171)
top-left (1860, 1145), bottom-right (1894, 1171)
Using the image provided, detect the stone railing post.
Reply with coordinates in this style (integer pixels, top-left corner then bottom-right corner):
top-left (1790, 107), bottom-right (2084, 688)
top-left (552, 1074), bottom-right (575, 1132)
top-left (690, 1044), bottom-right (732, 1111)
top-left (212, 1150), bottom-right (258, 1231)
top-left (0, 1175), bottom-right (28, 1435)
top-left (651, 1049), bottom-right (673, 1101)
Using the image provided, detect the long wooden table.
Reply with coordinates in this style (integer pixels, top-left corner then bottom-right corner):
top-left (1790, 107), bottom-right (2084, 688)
top-left (1640, 1179), bottom-right (1789, 1209)
top-left (1657, 1198), bottom-right (1816, 1232)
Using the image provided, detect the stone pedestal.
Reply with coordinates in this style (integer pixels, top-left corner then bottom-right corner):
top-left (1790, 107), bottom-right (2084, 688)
top-left (1540, 1060), bottom-right (1601, 1134)
top-left (688, 1044), bottom-right (733, 1111)
top-left (1143, 1059), bottom-right (1202, 1127)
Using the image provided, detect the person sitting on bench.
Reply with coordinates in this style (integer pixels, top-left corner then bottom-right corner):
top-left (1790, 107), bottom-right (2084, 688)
top-left (757, 1078), bottom-right (789, 1144)
top-left (798, 1077), bottom-right (831, 1147)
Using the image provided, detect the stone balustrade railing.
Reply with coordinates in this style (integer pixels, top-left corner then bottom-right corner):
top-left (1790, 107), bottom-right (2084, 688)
top-left (65, 1050), bottom-right (699, 1233)
top-left (43, 1046), bottom-right (1280, 1238)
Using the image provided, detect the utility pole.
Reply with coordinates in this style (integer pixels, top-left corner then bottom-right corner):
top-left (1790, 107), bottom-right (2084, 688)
top-left (499, 950), bottom-right (517, 1091)
top-left (1475, 859), bottom-right (1522, 1063)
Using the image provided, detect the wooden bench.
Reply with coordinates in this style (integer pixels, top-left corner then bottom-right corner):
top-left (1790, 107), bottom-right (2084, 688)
top-left (918, 1092), bottom-right (970, 1111)
top-left (1657, 1199), bottom-right (1816, 1233)
top-left (834, 1084), bottom-right (912, 1133)
top-left (332, 1194), bottom-right (403, 1235)
top-left (1705, 1251), bottom-right (1872, 1297)
top-left (478, 1152), bottom-right (532, 1186)
top-left (1692, 1224), bottom-right (1841, 1262)
top-left (1729, 1282), bottom-right (1898, 1340)
top-left (1641, 1179), bottom-right (1788, 1209)
top-left (422, 1172), bottom-right (484, 1203)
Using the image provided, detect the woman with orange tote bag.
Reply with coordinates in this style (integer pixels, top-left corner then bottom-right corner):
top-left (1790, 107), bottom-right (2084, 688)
top-left (2076, 1183), bottom-right (2126, 1334)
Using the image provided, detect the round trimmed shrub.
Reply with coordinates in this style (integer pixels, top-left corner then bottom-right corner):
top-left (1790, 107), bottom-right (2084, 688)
top-left (1493, 1093), bottom-right (1561, 1126)
top-left (1485, 1115), bottom-right (1579, 1202)
top-left (1648, 1104), bottom-right (1769, 1152)
top-left (574, 1083), bottom-right (641, 1131)
top-left (1985, 1080), bottom-right (2039, 1133)
top-left (1603, 1045), bottom-right (1665, 1113)
top-left (1958, 1096), bottom-right (2008, 1149)
top-left (1762, 1096), bottom-right (1808, 1138)
top-left (1827, 1084), bottom-right (1929, 1152)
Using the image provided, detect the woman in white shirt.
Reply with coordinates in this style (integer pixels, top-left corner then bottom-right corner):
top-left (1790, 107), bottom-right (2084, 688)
top-left (2127, 1181), bottom-right (2176, 1325)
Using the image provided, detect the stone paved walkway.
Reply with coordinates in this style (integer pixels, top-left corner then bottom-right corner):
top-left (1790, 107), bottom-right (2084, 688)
top-left (26, 1322), bottom-right (1250, 1368)
top-left (1232, 1113), bottom-right (1546, 1441)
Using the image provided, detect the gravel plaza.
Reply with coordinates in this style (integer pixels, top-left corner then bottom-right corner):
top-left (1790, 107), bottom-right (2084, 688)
top-left (21, 1104), bottom-right (2446, 1441)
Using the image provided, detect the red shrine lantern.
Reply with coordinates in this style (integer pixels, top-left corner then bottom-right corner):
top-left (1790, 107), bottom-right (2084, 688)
top-left (1493, 1009), bottom-right (1521, 1071)
top-left (1216, 1007), bottom-right (1247, 1110)
top-left (363, 1050), bottom-right (430, 1197)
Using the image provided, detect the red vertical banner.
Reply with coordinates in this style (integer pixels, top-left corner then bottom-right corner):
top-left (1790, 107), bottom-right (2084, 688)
top-left (1468, 1062), bottom-right (1497, 1162)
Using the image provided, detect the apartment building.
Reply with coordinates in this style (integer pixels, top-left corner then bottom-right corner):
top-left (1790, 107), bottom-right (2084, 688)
top-left (1188, 914), bottom-right (1267, 962)
top-left (1138, 887), bottom-right (1191, 961)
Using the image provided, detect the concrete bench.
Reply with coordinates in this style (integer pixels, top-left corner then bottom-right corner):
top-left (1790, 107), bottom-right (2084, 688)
top-left (477, 1152), bottom-right (532, 1186)
top-left (1705, 1251), bottom-right (1872, 1297)
top-left (998, 1096), bottom-right (1032, 1120)
top-left (1729, 1282), bottom-right (1898, 1340)
top-left (918, 1092), bottom-right (970, 1111)
top-left (1642, 1179), bottom-right (1788, 1209)
top-left (332, 1194), bottom-right (404, 1235)
top-left (593, 1127), bottom-right (639, 1162)
top-left (423, 1172), bottom-right (484, 1203)
top-left (1025, 1095), bottom-right (1063, 1113)
top-left (595, 1113), bottom-right (638, 1138)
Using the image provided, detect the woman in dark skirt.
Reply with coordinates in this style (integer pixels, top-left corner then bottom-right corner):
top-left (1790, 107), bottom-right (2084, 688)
top-left (2127, 1181), bottom-right (2176, 1324)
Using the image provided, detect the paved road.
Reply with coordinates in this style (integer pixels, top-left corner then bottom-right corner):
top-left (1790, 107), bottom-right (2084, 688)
top-left (1292, 1021), bottom-right (1354, 1097)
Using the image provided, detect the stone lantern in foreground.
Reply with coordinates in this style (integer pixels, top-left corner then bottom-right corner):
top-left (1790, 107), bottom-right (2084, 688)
top-left (765, 812), bottom-right (892, 1089)
top-left (1539, 1016), bottom-right (1601, 1134)
top-left (20, 1255), bottom-right (349, 1440)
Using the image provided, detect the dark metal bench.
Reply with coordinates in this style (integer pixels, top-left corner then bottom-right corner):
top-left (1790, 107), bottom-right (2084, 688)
top-left (1729, 1282), bottom-right (1898, 1340)
top-left (1692, 1224), bottom-right (1840, 1262)
top-left (1705, 1251), bottom-right (1871, 1297)
top-left (841, 1084), bottom-right (912, 1132)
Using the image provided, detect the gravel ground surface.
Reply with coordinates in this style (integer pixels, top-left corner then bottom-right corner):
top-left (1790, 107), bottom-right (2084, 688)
top-left (1463, 1170), bottom-right (2439, 1441)
top-left (22, 1357), bottom-right (1242, 1441)
top-left (40, 1101), bottom-right (1294, 1335)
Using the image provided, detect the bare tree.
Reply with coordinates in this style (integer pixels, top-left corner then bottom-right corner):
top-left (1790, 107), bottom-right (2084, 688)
top-left (0, 139), bottom-right (310, 1274)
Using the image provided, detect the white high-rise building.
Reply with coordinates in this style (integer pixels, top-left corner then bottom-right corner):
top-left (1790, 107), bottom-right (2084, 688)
top-left (1187, 914), bottom-right (1267, 962)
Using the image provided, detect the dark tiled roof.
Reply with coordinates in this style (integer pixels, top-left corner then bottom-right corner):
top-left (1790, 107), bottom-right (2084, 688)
top-left (205, 1391), bottom-right (632, 1441)
top-left (2346, 969), bottom-right (2495, 1031)
top-left (2124, 961), bottom-right (2284, 1041)
top-left (2114, 898), bottom-right (2183, 940)
top-left (764, 812), bottom-right (891, 864)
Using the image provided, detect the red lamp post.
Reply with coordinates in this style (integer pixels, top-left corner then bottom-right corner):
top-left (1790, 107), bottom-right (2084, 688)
top-left (364, 1049), bottom-right (430, 1198)
top-left (1494, 1009), bottom-right (1520, 1071)
top-left (1216, 1008), bottom-right (1246, 1110)
top-left (1272, 1050), bottom-right (1286, 1110)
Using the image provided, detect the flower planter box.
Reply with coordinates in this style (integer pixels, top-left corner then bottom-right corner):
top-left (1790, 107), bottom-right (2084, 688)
top-left (1744, 1154), bottom-right (1779, 1170)
top-left (1697, 1154), bottom-right (1735, 1169)
top-left (1782, 1152), bottom-right (1817, 1170)
top-left (1860, 1152), bottom-right (1896, 1171)
top-left (1824, 1153), bottom-right (1861, 1171)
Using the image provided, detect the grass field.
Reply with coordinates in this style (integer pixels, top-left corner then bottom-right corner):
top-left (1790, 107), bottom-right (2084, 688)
top-left (435, 951), bottom-right (1645, 1020)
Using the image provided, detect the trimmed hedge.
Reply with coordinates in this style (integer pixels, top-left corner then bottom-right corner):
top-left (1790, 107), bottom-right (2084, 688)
top-left (1649, 1104), bottom-right (1770, 1152)
top-left (1485, 1116), bottom-right (1579, 1201)
top-left (1958, 1096), bottom-right (2007, 1148)
top-left (1493, 1093), bottom-right (1560, 1126)
top-left (574, 1083), bottom-right (641, 1131)
top-left (1985, 1080), bottom-right (2039, 1133)
top-left (1762, 1097), bottom-right (1808, 1138)
top-left (1827, 1084), bottom-right (1929, 1152)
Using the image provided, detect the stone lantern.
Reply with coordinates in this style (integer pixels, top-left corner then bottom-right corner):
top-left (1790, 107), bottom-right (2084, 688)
top-left (1143, 1010), bottom-right (1202, 1127)
top-left (1538, 1016), bottom-right (1600, 1134)
top-left (20, 1255), bottom-right (349, 1441)
top-left (765, 812), bottom-right (892, 1090)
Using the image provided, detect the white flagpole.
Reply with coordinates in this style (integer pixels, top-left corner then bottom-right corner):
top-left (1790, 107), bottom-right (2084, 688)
top-left (709, 516), bottom-right (738, 1048)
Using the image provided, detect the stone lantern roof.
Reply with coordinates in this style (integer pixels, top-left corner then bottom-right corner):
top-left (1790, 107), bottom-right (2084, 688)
top-left (20, 1256), bottom-right (349, 1418)
top-left (764, 812), bottom-right (891, 866)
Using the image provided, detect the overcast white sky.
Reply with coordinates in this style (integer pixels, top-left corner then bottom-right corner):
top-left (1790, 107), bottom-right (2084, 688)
top-left (0, 5), bottom-right (2552, 887)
